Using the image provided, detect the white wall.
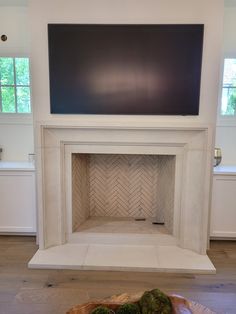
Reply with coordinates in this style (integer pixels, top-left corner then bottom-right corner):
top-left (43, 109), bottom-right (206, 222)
top-left (29, 0), bottom-right (223, 129)
top-left (215, 126), bottom-right (236, 164)
top-left (223, 6), bottom-right (236, 53)
top-left (0, 5), bottom-right (34, 161)
top-left (29, 0), bottom-right (224, 249)
top-left (0, 117), bottom-right (34, 161)
top-left (215, 5), bottom-right (236, 166)
top-left (0, 6), bottom-right (30, 55)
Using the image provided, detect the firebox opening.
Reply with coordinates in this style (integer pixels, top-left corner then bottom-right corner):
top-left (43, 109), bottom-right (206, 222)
top-left (72, 153), bottom-right (175, 235)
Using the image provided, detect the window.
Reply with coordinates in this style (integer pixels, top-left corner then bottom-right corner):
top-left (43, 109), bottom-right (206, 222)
top-left (221, 58), bottom-right (236, 116)
top-left (0, 57), bottom-right (31, 113)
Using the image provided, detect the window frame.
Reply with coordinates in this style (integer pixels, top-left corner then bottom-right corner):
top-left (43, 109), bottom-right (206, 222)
top-left (218, 53), bottom-right (236, 126)
top-left (0, 54), bottom-right (32, 116)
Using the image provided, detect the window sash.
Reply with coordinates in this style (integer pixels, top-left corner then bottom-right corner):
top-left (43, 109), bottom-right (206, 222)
top-left (220, 58), bottom-right (236, 119)
top-left (0, 57), bottom-right (31, 114)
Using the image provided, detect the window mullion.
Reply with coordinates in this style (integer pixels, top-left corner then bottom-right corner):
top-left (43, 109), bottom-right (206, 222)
top-left (13, 58), bottom-right (17, 113)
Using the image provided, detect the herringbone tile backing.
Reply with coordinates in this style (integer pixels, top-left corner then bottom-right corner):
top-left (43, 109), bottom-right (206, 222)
top-left (72, 154), bottom-right (175, 233)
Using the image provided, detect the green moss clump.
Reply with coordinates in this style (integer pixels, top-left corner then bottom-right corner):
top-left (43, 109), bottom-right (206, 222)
top-left (116, 303), bottom-right (141, 314)
top-left (139, 289), bottom-right (172, 314)
top-left (91, 306), bottom-right (111, 314)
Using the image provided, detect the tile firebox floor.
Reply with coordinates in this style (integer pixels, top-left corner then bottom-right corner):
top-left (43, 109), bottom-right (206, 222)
top-left (75, 217), bottom-right (169, 234)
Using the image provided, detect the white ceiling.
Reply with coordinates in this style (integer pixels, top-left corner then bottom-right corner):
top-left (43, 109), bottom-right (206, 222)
top-left (0, 0), bottom-right (235, 8)
top-left (0, 0), bottom-right (28, 6)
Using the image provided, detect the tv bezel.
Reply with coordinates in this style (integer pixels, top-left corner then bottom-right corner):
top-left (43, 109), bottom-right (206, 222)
top-left (48, 23), bottom-right (204, 116)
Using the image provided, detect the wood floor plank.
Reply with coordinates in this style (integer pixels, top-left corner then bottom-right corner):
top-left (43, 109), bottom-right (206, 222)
top-left (0, 236), bottom-right (236, 313)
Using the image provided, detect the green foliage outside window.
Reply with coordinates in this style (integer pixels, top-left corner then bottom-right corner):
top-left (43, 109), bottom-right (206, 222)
top-left (15, 58), bottom-right (30, 85)
top-left (0, 58), bottom-right (14, 85)
top-left (221, 58), bottom-right (236, 116)
top-left (227, 89), bottom-right (236, 115)
top-left (0, 57), bottom-right (31, 113)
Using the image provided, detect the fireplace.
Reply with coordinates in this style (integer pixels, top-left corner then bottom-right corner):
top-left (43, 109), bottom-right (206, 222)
top-left (29, 124), bottom-right (215, 272)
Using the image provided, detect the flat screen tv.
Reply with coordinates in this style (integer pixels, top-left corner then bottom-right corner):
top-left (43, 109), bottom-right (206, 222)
top-left (48, 24), bottom-right (204, 115)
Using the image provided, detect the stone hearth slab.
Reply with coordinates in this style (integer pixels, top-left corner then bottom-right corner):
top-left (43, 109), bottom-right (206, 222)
top-left (83, 244), bottom-right (158, 271)
top-left (29, 244), bottom-right (215, 273)
top-left (157, 246), bottom-right (216, 273)
top-left (28, 244), bottom-right (88, 269)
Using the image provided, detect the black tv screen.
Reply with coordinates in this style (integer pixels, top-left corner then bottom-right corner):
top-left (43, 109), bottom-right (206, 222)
top-left (48, 24), bottom-right (204, 115)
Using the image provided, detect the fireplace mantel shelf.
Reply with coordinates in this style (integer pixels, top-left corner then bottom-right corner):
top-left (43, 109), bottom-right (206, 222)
top-left (39, 123), bottom-right (210, 132)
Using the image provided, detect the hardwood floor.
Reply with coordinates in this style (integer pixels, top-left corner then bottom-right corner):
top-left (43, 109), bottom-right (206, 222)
top-left (0, 237), bottom-right (235, 314)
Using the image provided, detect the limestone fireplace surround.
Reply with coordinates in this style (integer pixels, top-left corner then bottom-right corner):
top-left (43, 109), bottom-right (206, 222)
top-left (29, 124), bottom-right (215, 273)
